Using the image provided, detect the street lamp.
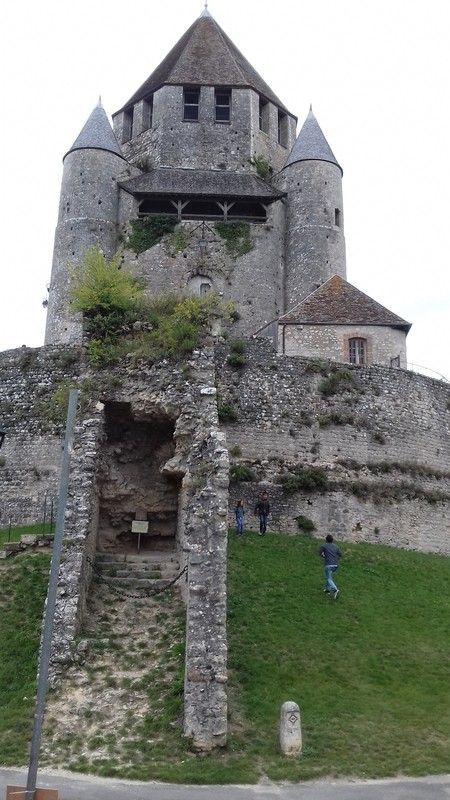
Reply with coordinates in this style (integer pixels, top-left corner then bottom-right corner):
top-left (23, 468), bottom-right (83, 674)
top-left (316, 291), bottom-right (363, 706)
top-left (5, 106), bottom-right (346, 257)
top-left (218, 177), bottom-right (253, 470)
top-left (0, 428), bottom-right (5, 450)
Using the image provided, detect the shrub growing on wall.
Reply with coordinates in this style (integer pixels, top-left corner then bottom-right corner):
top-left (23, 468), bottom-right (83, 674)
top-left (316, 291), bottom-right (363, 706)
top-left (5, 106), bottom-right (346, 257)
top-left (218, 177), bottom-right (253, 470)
top-left (216, 222), bottom-right (253, 259)
top-left (128, 215), bottom-right (177, 254)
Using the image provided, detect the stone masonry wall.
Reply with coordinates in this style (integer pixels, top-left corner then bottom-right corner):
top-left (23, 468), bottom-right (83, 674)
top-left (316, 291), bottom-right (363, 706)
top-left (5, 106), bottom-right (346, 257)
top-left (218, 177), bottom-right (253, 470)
top-left (217, 339), bottom-right (450, 554)
top-left (279, 323), bottom-right (407, 368)
top-left (0, 346), bottom-right (82, 526)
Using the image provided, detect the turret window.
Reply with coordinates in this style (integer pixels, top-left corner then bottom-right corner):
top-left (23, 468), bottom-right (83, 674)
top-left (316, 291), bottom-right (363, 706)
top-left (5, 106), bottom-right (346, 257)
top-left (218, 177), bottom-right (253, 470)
top-left (335, 208), bottom-right (341, 227)
top-left (215, 88), bottom-right (231, 122)
top-left (348, 338), bottom-right (367, 365)
top-left (259, 98), bottom-right (269, 133)
top-left (278, 110), bottom-right (288, 147)
top-left (183, 87), bottom-right (200, 121)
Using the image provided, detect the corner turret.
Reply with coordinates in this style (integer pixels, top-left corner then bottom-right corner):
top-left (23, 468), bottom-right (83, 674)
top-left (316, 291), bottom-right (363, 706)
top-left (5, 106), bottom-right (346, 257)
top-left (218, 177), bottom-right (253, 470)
top-left (277, 108), bottom-right (346, 309)
top-left (45, 102), bottom-right (126, 345)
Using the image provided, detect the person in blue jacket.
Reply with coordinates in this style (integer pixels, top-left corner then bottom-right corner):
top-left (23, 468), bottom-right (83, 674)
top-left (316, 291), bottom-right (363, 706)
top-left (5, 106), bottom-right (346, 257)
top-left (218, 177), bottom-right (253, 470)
top-left (235, 500), bottom-right (245, 536)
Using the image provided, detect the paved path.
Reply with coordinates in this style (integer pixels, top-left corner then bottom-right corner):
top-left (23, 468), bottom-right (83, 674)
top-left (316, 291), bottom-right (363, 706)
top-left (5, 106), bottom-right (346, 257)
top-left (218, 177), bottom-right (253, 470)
top-left (2, 769), bottom-right (450, 800)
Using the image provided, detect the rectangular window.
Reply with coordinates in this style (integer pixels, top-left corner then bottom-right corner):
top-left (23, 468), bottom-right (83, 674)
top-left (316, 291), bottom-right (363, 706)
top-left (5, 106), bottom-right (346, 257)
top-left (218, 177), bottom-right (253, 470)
top-left (259, 98), bottom-right (269, 133)
top-left (122, 108), bottom-right (134, 143)
top-left (349, 338), bottom-right (366, 365)
top-left (183, 87), bottom-right (200, 121)
top-left (278, 110), bottom-right (288, 147)
top-left (335, 208), bottom-right (341, 227)
top-left (215, 88), bottom-right (231, 122)
top-left (142, 95), bottom-right (153, 131)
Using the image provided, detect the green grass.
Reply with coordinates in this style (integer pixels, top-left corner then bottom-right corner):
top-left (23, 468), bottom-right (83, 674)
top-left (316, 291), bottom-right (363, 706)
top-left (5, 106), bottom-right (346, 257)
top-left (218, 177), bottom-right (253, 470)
top-left (1, 534), bottom-right (449, 784)
top-left (0, 522), bottom-right (54, 547)
top-left (0, 553), bottom-right (50, 765)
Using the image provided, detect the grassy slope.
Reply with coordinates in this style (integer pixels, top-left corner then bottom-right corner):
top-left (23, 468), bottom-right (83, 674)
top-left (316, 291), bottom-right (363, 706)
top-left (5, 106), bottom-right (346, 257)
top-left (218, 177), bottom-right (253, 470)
top-left (226, 531), bottom-right (450, 781)
top-left (0, 553), bottom-right (50, 765)
top-left (0, 533), bottom-right (449, 783)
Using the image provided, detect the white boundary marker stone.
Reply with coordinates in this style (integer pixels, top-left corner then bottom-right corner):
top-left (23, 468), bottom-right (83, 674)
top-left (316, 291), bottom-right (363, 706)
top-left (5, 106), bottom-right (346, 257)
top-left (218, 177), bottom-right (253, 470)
top-left (280, 700), bottom-right (302, 755)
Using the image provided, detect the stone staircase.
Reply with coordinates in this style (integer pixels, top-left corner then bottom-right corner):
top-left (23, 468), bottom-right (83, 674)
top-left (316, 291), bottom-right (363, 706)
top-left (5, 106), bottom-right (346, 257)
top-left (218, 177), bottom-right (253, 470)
top-left (93, 550), bottom-right (182, 592)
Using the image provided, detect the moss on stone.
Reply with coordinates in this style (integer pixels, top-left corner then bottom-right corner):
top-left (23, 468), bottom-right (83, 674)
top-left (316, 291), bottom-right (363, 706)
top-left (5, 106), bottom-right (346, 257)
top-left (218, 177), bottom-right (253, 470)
top-left (128, 215), bottom-right (177, 254)
top-left (215, 222), bottom-right (253, 259)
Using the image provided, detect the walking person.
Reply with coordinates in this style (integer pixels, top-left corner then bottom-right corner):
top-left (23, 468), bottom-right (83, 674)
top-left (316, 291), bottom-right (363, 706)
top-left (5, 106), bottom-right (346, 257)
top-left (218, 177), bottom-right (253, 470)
top-left (235, 500), bottom-right (245, 536)
top-left (255, 491), bottom-right (270, 536)
top-left (320, 534), bottom-right (342, 599)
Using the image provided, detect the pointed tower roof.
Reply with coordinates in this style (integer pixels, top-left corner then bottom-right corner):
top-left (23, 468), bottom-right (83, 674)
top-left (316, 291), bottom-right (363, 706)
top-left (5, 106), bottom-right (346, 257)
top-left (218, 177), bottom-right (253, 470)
top-left (64, 101), bottom-right (124, 161)
top-left (116, 12), bottom-right (292, 115)
top-left (284, 109), bottom-right (342, 174)
top-left (279, 275), bottom-right (411, 332)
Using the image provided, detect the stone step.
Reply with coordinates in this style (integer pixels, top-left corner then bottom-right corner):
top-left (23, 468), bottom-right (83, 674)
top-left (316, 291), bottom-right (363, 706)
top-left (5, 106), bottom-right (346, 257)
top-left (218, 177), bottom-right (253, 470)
top-left (95, 561), bottom-right (179, 575)
top-left (95, 552), bottom-right (178, 564)
top-left (100, 577), bottom-right (169, 590)
top-left (109, 569), bottom-right (163, 580)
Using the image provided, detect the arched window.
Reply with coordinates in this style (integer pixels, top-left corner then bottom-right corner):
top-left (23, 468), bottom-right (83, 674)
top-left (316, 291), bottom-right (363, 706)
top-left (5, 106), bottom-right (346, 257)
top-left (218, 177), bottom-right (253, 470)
top-left (348, 337), bottom-right (366, 365)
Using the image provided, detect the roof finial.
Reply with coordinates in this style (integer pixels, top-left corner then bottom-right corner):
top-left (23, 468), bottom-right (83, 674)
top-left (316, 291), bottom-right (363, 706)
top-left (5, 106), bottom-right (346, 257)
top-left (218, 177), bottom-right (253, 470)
top-left (201, 1), bottom-right (211, 16)
top-left (97, 95), bottom-right (102, 108)
top-left (309, 103), bottom-right (313, 112)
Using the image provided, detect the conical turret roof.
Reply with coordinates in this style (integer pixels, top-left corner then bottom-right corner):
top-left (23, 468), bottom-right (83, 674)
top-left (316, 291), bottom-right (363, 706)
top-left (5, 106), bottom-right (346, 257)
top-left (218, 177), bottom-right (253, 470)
top-left (284, 109), bottom-right (341, 174)
top-left (64, 101), bottom-right (124, 161)
top-left (116, 11), bottom-right (292, 115)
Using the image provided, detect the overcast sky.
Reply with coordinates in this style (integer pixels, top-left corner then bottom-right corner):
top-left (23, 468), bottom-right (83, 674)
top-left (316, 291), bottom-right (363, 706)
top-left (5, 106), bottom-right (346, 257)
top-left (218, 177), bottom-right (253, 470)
top-left (1, 0), bottom-right (449, 379)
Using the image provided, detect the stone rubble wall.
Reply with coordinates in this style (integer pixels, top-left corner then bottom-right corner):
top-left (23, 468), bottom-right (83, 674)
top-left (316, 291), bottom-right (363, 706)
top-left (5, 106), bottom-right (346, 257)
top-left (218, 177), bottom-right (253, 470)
top-left (217, 339), bottom-right (450, 554)
top-left (0, 346), bottom-right (81, 527)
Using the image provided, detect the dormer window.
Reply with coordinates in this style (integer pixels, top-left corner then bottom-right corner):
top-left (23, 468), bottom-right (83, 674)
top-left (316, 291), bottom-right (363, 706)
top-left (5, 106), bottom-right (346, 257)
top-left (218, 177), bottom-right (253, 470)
top-left (215, 88), bottom-right (231, 122)
top-left (259, 98), bottom-right (269, 133)
top-left (142, 95), bottom-right (153, 131)
top-left (183, 87), bottom-right (200, 121)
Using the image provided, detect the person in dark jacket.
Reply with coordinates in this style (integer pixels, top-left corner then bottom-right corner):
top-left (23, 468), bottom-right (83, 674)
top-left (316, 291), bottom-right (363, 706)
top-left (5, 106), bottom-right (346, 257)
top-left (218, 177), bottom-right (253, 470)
top-left (319, 534), bottom-right (342, 598)
top-left (255, 492), bottom-right (270, 535)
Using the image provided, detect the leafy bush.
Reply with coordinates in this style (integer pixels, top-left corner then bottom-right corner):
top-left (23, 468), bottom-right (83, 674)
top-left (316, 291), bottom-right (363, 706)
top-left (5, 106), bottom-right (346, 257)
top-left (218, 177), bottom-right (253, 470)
top-left (318, 411), bottom-right (354, 427)
top-left (216, 222), bottom-right (253, 259)
top-left (230, 464), bottom-right (254, 482)
top-left (229, 445), bottom-right (242, 458)
top-left (319, 369), bottom-right (354, 397)
top-left (249, 155), bottom-right (273, 182)
top-left (296, 515), bottom-right (316, 534)
top-left (70, 247), bottom-right (142, 319)
top-left (227, 352), bottom-right (247, 368)
top-left (303, 358), bottom-right (329, 376)
top-left (128, 215), bottom-right (177, 254)
top-left (281, 465), bottom-right (329, 494)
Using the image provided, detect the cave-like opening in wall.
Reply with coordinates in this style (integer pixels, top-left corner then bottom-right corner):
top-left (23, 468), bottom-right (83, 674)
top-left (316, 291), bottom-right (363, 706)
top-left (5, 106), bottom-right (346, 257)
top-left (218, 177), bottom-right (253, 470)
top-left (96, 401), bottom-right (181, 554)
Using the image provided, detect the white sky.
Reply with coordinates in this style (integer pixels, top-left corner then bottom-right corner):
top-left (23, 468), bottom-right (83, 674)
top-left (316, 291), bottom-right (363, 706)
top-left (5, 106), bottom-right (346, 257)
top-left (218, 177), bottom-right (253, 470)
top-left (1, 0), bottom-right (449, 379)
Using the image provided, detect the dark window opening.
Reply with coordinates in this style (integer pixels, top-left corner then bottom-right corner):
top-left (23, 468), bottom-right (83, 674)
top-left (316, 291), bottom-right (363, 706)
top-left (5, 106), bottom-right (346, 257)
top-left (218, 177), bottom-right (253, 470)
top-left (123, 108), bottom-right (134, 143)
top-left (200, 282), bottom-right (212, 296)
top-left (349, 337), bottom-right (367, 366)
top-left (215, 88), bottom-right (231, 122)
top-left (138, 198), bottom-right (177, 216)
top-left (390, 355), bottom-right (401, 368)
top-left (259, 98), bottom-right (269, 133)
top-left (335, 208), bottom-right (341, 227)
top-left (183, 199), bottom-right (223, 219)
top-left (183, 87), bottom-right (200, 121)
top-left (143, 95), bottom-right (153, 131)
top-left (278, 110), bottom-right (288, 147)
top-left (228, 200), bottom-right (267, 221)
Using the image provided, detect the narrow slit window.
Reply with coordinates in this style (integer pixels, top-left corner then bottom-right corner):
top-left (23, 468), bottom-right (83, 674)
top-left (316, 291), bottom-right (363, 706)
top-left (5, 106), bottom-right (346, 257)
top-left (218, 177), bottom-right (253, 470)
top-left (278, 110), bottom-right (288, 147)
top-left (200, 282), bottom-right (212, 296)
top-left (142, 95), bottom-right (153, 131)
top-left (335, 208), bottom-right (341, 227)
top-left (259, 98), bottom-right (269, 133)
top-left (183, 87), bottom-right (200, 121)
top-left (348, 338), bottom-right (366, 365)
top-left (122, 108), bottom-right (134, 143)
top-left (215, 88), bottom-right (231, 122)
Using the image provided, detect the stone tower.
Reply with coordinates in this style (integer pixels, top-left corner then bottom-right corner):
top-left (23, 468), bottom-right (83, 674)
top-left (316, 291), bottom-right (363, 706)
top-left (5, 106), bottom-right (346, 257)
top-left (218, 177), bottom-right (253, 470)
top-left (277, 109), bottom-right (346, 310)
top-left (45, 101), bottom-right (125, 345)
